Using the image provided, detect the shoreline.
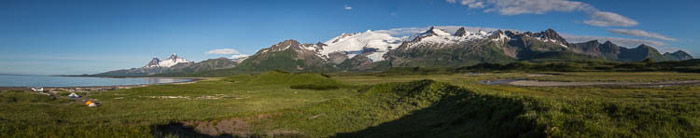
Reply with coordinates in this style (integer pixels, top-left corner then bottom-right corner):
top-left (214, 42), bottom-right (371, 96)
top-left (0, 78), bottom-right (205, 92)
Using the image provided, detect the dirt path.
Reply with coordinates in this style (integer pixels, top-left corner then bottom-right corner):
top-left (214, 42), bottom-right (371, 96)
top-left (482, 79), bottom-right (700, 87)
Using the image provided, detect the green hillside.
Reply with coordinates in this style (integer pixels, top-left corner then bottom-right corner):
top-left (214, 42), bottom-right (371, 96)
top-left (4, 72), bottom-right (700, 137)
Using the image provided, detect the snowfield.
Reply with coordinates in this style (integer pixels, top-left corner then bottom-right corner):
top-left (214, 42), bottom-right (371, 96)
top-left (321, 30), bottom-right (402, 62)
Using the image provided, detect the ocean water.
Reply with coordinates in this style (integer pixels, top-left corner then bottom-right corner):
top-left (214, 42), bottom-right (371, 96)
top-left (0, 74), bottom-right (193, 87)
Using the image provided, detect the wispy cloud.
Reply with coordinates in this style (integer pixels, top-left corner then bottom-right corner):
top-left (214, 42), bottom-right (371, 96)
top-left (206, 48), bottom-right (241, 55)
top-left (447, 0), bottom-right (593, 15)
top-left (584, 11), bottom-right (638, 27)
top-left (608, 29), bottom-right (676, 41)
top-left (344, 5), bottom-right (353, 10)
top-left (445, 0), bottom-right (638, 27)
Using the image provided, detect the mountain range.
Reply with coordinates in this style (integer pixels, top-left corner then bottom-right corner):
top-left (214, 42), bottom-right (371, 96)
top-left (96, 54), bottom-right (238, 76)
top-left (233, 27), bottom-right (692, 72)
top-left (96, 27), bottom-right (693, 76)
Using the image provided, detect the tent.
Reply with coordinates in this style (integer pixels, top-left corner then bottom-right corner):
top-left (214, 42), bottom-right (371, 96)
top-left (84, 100), bottom-right (99, 107)
top-left (68, 93), bottom-right (81, 98)
top-left (30, 87), bottom-right (44, 92)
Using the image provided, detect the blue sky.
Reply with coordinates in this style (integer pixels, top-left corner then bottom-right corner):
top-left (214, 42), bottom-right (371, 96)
top-left (1, 0), bottom-right (698, 75)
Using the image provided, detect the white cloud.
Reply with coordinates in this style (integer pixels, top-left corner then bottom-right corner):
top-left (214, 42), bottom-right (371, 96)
top-left (447, 0), bottom-right (593, 15)
top-left (206, 48), bottom-right (241, 55)
top-left (344, 5), bottom-right (352, 10)
top-left (446, 0), bottom-right (638, 27)
top-left (584, 11), bottom-right (638, 27)
top-left (608, 29), bottom-right (676, 41)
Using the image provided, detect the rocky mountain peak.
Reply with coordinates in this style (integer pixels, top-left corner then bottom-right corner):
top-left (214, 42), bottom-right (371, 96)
top-left (583, 40), bottom-right (601, 45)
top-left (602, 41), bottom-right (614, 45)
top-left (420, 27), bottom-right (450, 37)
top-left (278, 39), bottom-right (301, 46)
top-left (637, 44), bottom-right (655, 49)
top-left (599, 41), bottom-right (619, 50)
top-left (533, 28), bottom-right (567, 44)
top-left (454, 27), bottom-right (467, 36)
top-left (144, 57), bottom-right (161, 68)
top-left (487, 30), bottom-right (509, 41)
top-left (264, 39), bottom-right (302, 53)
top-left (672, 50), bottom-right (690, 55)
top-left (544, 28), bottom-right (557, 34)
top-left (408, 27), bottom-right (460, 43)
top-left (665, 50), bottom-right (693, 60)
top-left (142, 54), bottom-right (191, 68)
top-left (167, 53), bottom-right (184, 60)
top-left (503, 30), bottom-right (517, 37)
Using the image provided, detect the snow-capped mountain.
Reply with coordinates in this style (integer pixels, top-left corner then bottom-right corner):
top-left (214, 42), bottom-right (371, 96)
top-left (404, 27), bottom-right (496, 47)
top-left (144, 53), bottom-right (192, 68)
top-left (96, 54), bottom-right (237, 76)
top-left (320, 30), bottom-right (402, 62)
top-left (234, 26), bottom-right (692, 72)
top-left (316, 27), bottom-right (512, 63)
top-left (234, 40), bottom-right (334, 72)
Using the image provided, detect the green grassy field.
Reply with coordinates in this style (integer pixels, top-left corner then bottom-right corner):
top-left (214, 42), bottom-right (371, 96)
top-left (2, 71), bottom-right (700, 137)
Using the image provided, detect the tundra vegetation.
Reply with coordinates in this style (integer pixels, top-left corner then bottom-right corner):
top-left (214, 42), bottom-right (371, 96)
top-left (1, 71), bottom-right (700, 137)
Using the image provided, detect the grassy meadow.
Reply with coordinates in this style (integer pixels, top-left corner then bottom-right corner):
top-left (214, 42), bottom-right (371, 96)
top-left (1, 71), bottom-right (700, 137)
